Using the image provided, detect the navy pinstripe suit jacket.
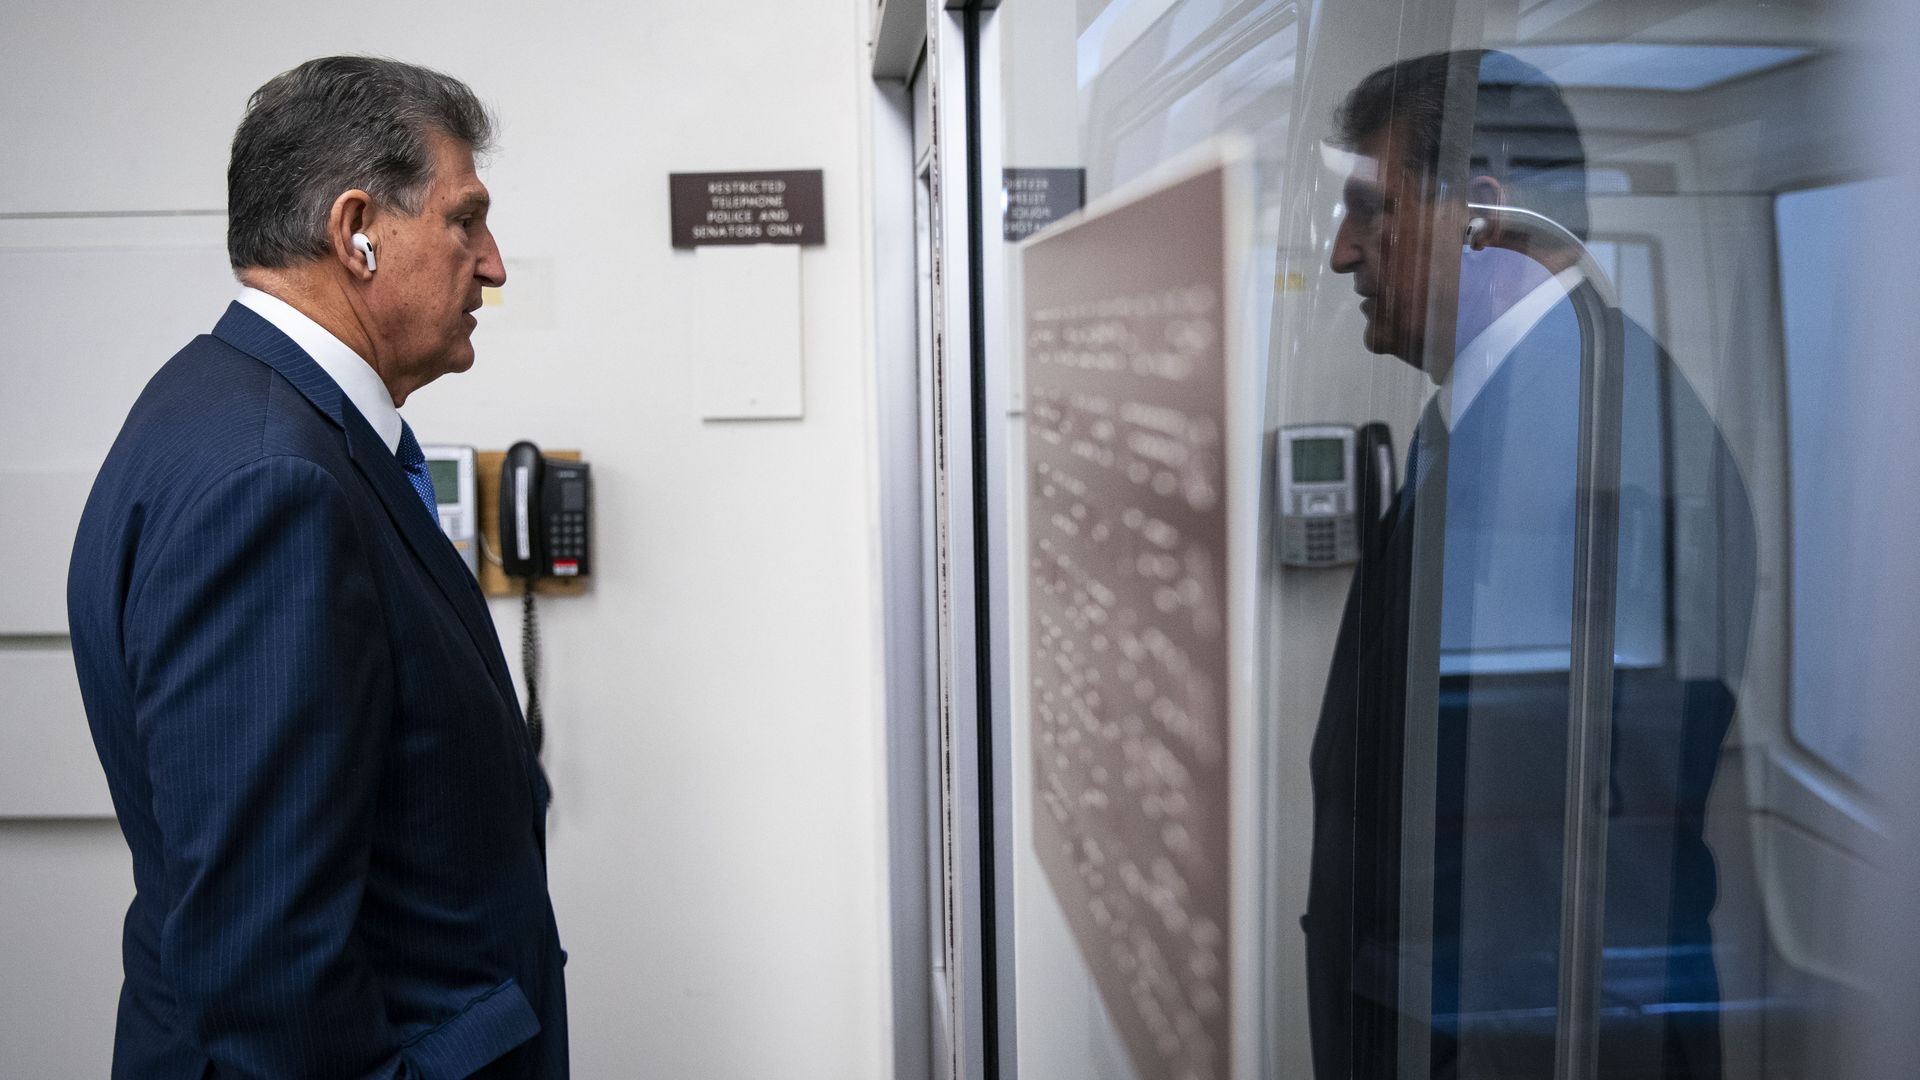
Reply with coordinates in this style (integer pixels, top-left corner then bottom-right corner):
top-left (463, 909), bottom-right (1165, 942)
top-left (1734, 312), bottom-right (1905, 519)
top-left (68, 302), bottom-right (568, 1079)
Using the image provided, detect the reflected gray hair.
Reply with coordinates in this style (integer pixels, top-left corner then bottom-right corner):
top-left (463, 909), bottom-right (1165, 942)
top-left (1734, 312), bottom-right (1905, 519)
top-left (1334, 49), bottom-right (1590, 240)
top-left (227, 55), bottom-right (495, 270)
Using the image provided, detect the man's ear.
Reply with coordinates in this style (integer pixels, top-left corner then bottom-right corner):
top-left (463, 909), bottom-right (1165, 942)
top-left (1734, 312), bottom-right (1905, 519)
top-left (328, 190), bottom-right (377, 279)
top-left (1464, 175), bottom-right (1506, 250)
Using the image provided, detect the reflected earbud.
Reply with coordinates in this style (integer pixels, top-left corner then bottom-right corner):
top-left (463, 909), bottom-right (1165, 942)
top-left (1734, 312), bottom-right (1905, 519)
top-left (1464, 216), bottom-right (1491, 250)
top-left (351, 232), bottom-right (377, 272)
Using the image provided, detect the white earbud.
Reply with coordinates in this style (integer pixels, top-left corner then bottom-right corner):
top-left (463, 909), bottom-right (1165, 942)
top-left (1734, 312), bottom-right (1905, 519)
top-left (1464, 216), bottom-right (1491, 250)
top-left (351, 232), bottom-right (377, 272)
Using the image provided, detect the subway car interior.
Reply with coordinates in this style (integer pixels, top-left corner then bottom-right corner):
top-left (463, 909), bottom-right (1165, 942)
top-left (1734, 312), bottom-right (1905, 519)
top-left (4, 0), bottom-right (1919, 1077)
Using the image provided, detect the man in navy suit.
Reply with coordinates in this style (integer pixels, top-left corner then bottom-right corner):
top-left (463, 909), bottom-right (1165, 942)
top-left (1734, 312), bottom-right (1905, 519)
top-left (1305, 51), bottom-right (1753, 1079)
top-left (68, 56), bottom-right (567, 1078)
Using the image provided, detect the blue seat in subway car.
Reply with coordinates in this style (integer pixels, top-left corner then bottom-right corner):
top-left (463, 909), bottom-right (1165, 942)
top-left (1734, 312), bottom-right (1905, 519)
top-left (1421, 298), bottom-right (1756, 1078)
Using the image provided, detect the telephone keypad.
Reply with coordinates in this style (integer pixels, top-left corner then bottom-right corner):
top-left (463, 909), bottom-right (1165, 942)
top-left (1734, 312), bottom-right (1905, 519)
top-left (547, 511), bottom-right (589, 559)
top-left (545, 503), bottom-right (587, 572)
top-left (1280, 512), bottom-right (1359, 567)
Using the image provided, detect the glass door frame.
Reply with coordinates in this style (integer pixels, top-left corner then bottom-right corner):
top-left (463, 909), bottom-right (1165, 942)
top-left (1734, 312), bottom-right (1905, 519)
top-left (871, 3), bottom-right (1018, 1079)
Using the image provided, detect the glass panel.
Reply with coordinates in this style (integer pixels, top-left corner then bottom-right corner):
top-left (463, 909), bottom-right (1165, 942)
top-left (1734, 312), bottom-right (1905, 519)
top-left (992, 2), bottom-right (1912, 1079)
top-left (1001, 6), bottom-right (1301, 1079)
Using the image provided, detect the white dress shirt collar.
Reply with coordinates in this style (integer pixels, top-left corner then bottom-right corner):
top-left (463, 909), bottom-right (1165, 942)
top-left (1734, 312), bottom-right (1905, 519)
top-left (236, 287), bottom-right (403, 454)
top-left (1441, 264), bottom-right (1585, 430)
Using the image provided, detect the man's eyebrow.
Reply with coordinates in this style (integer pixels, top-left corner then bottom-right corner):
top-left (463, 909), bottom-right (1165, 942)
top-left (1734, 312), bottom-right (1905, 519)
top-left (447, 190), bottom-right (490, 216)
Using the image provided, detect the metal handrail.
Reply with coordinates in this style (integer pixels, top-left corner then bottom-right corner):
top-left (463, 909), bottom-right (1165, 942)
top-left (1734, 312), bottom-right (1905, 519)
top-left (1467, 202), bottom-right (1626, 1080)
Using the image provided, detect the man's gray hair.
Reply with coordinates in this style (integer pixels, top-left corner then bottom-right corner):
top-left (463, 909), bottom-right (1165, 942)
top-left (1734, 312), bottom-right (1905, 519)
top-left (227, 56), bottom-right (495, 270)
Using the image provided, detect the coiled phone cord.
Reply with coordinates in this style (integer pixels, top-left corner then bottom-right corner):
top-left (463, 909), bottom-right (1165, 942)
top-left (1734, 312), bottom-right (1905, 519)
top-left (522, 578), bottom-right (544, 755)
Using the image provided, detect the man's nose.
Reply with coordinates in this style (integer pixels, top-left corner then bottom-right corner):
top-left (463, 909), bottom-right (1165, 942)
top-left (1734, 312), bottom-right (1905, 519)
top-left (477, 227), bottom-right (507, 288)
top-left (1329, 212), bottom-right (1363, 275)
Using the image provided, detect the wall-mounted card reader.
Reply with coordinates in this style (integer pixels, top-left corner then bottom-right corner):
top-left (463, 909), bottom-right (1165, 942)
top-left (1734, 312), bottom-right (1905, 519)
top-left (1277, 425), bottom-right (1361, 567)
top-left (422, 444), bottom-right (479, 576)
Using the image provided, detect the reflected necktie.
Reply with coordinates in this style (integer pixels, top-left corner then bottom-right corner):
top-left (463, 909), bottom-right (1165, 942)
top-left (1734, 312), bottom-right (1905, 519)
top-left (395, 421), bottom-right (439, 522)
top-left (1404, 396), bottom-right (1446, 500)
top-left (1406, 428), bottom-right (1426, 498)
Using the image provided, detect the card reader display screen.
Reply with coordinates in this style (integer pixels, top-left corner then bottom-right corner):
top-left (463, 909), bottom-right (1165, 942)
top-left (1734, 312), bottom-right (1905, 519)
top-left (1292, 438), bottom-right (1346, 483)
top-left (428, 459), bottom-right (460, 504)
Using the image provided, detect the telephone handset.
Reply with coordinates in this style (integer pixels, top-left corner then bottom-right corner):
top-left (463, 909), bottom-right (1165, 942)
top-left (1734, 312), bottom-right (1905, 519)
top-left (499, 440), bottom-right (592, 580)
top-left (497, 440), bottom-right (593, 759)
top-left (501, 441), bottom-right (544, 578)
top-left (1355, 421), bottom-right (1396, 540)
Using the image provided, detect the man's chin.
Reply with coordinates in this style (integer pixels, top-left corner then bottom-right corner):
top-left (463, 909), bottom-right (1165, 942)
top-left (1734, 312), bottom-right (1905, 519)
top-left (1360, 322), bottom-right (1396, 356)
top-left (1360, 323), bottom-right (1426, 371)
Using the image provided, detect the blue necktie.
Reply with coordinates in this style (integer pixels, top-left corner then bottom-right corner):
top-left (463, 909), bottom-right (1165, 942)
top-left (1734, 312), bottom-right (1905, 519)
top-left (395, 421), bottom-right (439, 522)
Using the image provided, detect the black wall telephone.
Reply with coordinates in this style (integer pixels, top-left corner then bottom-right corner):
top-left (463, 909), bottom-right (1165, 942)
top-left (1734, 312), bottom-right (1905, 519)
top-left (499, 440), bottom-right (593, 580)
top-left (497, 440), bottom-right (593, 759)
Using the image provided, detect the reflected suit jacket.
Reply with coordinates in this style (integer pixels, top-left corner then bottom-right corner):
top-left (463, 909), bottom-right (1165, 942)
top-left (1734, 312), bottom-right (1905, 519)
top-left (1303, 295), bottom-right (1755, 1080)
top-left (68, 302), bottom-right (569, 1079)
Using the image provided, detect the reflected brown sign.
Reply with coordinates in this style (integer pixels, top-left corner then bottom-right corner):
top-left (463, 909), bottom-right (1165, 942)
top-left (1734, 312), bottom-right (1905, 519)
top-left (669, 169), bottom-right (825, 247)
top-left (1024, 159), bottom-right (1235, 1080)
top-left (1004, 167), bottom-right (1086, 242)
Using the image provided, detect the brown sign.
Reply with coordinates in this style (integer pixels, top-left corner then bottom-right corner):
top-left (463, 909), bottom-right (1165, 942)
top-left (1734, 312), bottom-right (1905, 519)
top-left (1024, 160), bottom-right (1235, 1080)
top-left (669, 170), bottom-right (825, 247)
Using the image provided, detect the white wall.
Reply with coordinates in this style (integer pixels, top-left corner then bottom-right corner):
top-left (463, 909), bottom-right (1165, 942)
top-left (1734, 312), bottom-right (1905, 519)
top-left (0, 2), bottom-right (891, 1077)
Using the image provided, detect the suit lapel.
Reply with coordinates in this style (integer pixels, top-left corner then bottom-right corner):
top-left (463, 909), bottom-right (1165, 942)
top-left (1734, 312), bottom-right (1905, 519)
top-left (212, 303), bottom-right (522, 708)
top-left (340, 411), bottom-right (523, 707)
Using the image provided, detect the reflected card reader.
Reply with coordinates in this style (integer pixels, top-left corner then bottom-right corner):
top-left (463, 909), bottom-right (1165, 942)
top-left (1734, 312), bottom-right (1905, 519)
top-left (1277, 425), bottom-right (1360, 567)
top-left (421, 444), bottom-right (480, 576)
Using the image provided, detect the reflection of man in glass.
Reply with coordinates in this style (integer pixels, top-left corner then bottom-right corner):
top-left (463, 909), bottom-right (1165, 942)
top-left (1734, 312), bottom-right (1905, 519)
top-left (1306, 50), bottom-right (1754, 1080)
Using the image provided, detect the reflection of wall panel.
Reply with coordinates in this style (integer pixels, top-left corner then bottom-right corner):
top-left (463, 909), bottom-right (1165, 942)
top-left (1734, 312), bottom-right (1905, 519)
top-left (1024, 156), bottom-right (1239, 1080)
top-left (1079, 1), bottom-right (1298, 198)
top-left (1001, 0), bottom-right (1082, 169)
